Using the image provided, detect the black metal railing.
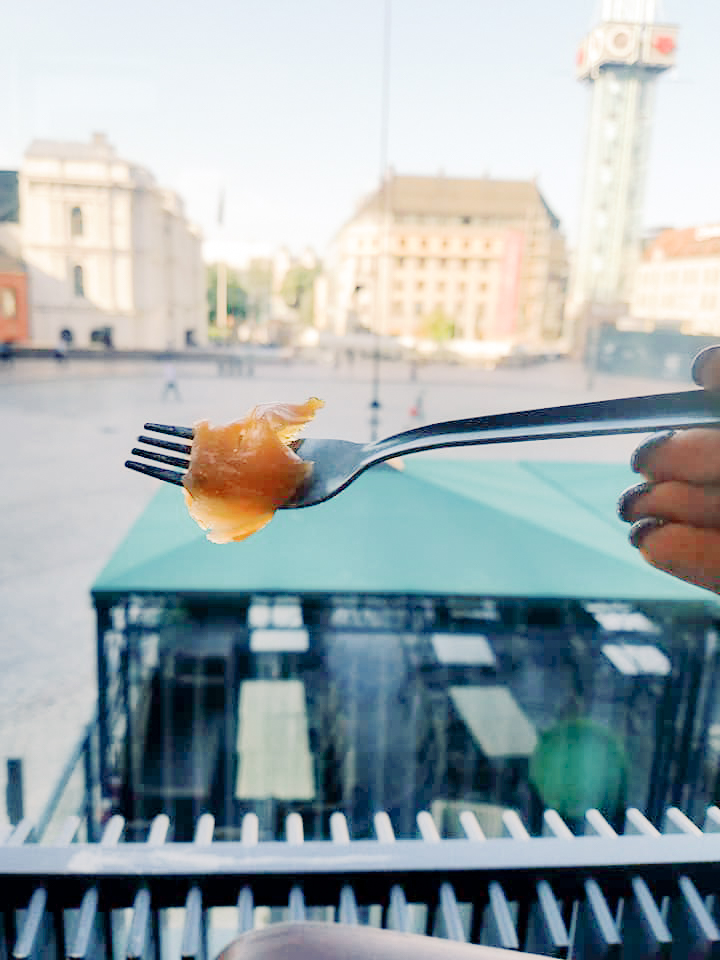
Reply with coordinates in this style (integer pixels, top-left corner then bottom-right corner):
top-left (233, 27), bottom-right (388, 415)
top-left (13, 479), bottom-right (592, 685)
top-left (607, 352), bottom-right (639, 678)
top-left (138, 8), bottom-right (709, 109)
top-left (31, 715), bottom-right (99, 844)
top-left (2, 805), bottom-right (720, 959)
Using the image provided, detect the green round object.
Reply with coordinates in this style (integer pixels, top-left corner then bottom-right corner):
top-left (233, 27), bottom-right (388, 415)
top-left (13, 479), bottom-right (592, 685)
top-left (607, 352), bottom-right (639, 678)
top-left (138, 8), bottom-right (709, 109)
top-left (529, 719), bottom-right (627, 819)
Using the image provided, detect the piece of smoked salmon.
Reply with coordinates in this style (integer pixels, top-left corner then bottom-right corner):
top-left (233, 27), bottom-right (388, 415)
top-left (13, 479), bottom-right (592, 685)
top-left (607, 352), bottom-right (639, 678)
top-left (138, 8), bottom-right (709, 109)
top-left (183, 397), bottom-right (323, 543)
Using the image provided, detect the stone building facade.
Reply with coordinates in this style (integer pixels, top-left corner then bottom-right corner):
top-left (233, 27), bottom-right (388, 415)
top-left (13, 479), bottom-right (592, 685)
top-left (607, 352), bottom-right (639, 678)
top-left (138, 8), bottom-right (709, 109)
top-left (19, 134), bottom-right (206, 349)
top-left (630, 226), bottom-right (720, 335)
top-left (321, 174), bottom-right (567, 348)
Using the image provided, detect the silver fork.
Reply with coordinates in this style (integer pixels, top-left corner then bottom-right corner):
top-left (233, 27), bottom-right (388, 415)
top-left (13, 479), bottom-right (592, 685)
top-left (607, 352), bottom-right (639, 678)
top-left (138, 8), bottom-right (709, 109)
top-left (125, 388), bottom-right (720, 508)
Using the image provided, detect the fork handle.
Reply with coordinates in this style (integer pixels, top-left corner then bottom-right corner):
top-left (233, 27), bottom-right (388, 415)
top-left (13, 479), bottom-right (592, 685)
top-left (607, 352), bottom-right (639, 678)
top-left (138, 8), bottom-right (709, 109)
top-left (367, 389), bottom-right (720, 459)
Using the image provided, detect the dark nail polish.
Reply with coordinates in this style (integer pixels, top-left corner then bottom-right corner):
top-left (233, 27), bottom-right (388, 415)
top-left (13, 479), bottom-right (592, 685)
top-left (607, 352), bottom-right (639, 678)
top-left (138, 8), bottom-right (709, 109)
top-left (629, 517), bottom-right (666, 549)
top-left (691, 345), bottom-right (720, 386)
top-left (617, 481), bottom-right (652, 522)
top-left (630, 431), bottom-right (675, 474)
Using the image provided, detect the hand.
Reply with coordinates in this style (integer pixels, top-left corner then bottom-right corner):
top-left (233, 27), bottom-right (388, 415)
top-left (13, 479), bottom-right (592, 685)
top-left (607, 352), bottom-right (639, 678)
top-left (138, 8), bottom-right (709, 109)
top-left (617, 346), bottom-right (720, 593)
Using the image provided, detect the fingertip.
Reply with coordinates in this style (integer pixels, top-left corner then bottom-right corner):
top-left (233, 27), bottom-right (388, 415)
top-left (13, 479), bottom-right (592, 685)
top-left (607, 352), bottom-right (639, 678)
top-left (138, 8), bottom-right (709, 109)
top-left (691, 345), bottom-right (720, 388)
top-left (617, 481), bottom-right (652, 522)
top-left (630, 431), bottom-right (675, 475)
top-left (628, 516), bottom-right (665, 549)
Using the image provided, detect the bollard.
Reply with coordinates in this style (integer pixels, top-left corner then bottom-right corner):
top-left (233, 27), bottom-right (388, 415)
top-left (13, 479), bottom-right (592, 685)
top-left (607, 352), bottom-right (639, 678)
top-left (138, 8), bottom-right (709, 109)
top-left (6, 757), bottom-right (24, 825)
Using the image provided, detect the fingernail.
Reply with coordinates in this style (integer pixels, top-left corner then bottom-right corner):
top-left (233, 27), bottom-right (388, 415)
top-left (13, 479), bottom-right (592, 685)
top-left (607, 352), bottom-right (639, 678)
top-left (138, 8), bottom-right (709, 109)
top-left (630, 431), bottom-right (675, 474)
top-left (617, 481), bottom-right (652, 522)
top-left (629, 516), bottom-right (666, 549)
top-left (691, 345), bottom-right (720, 386)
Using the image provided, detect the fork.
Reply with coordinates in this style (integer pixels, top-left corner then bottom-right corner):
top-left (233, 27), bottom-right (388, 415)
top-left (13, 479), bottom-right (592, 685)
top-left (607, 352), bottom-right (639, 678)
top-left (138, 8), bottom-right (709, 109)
top-left (125, 388), bottom-right (720, 508)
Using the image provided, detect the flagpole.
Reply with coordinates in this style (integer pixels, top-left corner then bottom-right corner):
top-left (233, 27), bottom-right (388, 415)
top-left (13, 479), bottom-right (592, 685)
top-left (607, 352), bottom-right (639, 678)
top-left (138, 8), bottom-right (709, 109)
top-left (216, 189), bottom-right (228, 333)
top-left (217, 262), bottom-right (227, 332)
top-left (369, 0), bottom-right (392, 441)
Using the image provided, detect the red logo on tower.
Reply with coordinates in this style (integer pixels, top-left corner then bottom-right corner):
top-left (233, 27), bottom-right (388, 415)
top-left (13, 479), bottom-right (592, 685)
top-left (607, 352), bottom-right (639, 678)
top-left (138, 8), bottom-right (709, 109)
top-left (652, 35), bottom-right (676, 55)
top-left (642, 25), bottom-right (678, 68)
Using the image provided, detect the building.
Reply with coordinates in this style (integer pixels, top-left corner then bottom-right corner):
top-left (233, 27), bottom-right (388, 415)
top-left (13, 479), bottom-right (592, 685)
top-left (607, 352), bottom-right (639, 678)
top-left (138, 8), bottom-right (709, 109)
top-left (566, 0), bottom-right (678, 331)
top-left (0, 250), bottom-right (29, 344)
top-left (629, 225), bottom-right (720, 335)
top-left (0, 171), bottom-right (28, 344)
top-left (321, 174), bottom-right (568, 347)
top-left (19, 134), bottom-right (206, 349)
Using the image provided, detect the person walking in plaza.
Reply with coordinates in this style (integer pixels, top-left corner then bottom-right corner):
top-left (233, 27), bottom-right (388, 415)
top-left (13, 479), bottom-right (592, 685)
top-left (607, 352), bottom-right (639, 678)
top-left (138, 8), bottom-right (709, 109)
top-left (162, 359), bottom-right (181, 400)
top-left (54, 334), bottom-right (68, 363)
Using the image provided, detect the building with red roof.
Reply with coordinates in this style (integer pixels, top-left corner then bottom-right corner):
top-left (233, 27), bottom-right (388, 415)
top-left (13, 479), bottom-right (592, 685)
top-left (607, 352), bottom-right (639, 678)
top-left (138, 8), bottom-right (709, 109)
top-left (629, 225), bottom-right (720, 335)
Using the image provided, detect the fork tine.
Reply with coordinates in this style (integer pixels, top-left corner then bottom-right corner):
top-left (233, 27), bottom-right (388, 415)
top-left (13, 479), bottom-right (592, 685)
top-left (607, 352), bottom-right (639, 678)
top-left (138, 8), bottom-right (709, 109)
top-left (131, 447), bottom-right (190, 469)
top-left (137, 434), bottom-right (192, 455)
top-left (125, 460), bottom-right (187, 486)
top-left (144, 422), bottom-right (194, 440)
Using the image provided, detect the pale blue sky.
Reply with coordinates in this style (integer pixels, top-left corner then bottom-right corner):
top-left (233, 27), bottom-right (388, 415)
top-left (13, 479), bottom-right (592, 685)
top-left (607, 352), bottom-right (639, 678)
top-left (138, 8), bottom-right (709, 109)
top-left (2, 1), bottom-right (717, 259)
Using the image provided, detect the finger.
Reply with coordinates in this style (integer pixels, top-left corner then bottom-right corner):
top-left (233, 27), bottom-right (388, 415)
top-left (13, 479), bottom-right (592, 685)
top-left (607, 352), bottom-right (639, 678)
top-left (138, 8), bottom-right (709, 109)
top-left (692, 345), bottom-right (720, 389)
top-left (618, 480), bottom-right (720, 528)
top-left (630, 521), bottom-right (720, 594)
top-left (631, 428), bottom-right (720, 485)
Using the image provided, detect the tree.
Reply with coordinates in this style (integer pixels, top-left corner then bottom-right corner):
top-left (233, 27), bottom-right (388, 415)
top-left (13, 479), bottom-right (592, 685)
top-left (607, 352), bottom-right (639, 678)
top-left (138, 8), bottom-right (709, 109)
top-left (421, 307), bottom-right (455, 343)
top-left (206, 264), bottom-right (248, 328)
top-left (280, 265), bottom-right (319, 325)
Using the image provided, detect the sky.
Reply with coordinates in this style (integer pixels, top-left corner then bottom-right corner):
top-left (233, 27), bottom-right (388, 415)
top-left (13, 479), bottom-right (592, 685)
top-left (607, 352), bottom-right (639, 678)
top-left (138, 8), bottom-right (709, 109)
top-left (2, 0), bottom-right (718, 264)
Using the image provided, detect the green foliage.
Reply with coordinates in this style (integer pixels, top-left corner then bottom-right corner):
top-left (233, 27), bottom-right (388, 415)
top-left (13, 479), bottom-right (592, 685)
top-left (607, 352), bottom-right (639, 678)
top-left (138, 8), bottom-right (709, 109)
top-left (421, 307), bottom-right (455, 343)
top-left (280, 265), bottom-right (319, 325)
top-left (244, 260), bottom-right (273, 298)
top-left (207, 263), bottom-right (248, 326)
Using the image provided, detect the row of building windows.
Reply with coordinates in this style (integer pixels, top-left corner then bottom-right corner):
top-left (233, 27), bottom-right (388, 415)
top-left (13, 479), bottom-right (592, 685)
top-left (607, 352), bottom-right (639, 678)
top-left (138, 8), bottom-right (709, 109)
top-left (637, 266), bottom-right (720, 286)
top-left (393, 256), bottom-right (496, 270)
top-left (635, 292), bottom-right (719, 311)
top-left (389, 300), bottom-right (488, 320)
top-left (394, 280), bottom-right (489, 294)
top-left (394, 214), bottom-right (510, 228)
top-left (352, 236), bottom-right (503, 255)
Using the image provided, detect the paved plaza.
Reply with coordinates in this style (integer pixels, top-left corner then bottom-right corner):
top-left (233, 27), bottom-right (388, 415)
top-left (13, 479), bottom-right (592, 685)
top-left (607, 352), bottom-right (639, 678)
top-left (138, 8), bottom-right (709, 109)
top-left (0, 352), bottom-right (689, 826)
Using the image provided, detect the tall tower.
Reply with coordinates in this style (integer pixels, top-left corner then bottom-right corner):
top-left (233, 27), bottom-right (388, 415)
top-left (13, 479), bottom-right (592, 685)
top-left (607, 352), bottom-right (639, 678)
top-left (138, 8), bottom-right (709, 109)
top-left (567, 0), bottom-right (677, 332)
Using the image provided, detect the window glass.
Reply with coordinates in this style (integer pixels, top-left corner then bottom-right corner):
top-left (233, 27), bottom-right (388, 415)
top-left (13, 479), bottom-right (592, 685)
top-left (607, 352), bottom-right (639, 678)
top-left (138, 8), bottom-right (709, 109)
top-left (70, 206), bottom-right (83, 237)
top-left (0, 287), bottom-right (17, 317)
top-left (73, 264), bottom-right (84, 297)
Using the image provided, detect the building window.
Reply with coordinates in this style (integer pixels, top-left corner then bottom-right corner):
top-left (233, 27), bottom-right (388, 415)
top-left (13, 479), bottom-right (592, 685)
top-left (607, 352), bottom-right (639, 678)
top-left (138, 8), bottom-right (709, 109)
top-left (73, 265), bottom-right (85, 298)
top-left (70, 206), bottom-right (83, 237)
top-left (0, 287), bottom-right (17, 318)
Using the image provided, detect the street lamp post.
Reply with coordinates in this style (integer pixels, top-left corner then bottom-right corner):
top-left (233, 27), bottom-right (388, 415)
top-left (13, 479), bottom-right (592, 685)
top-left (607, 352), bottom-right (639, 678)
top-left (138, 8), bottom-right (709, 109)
top-left (369, 0), bottom-right (392, 441)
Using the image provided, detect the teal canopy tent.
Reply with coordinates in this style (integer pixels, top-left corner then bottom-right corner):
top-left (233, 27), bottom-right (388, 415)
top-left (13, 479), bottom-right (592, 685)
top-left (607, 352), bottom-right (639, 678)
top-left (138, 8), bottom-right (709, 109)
top-left (92, 458), bottom-right (719, 607)
top-left (90, 459), bottom-right (720, 836)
